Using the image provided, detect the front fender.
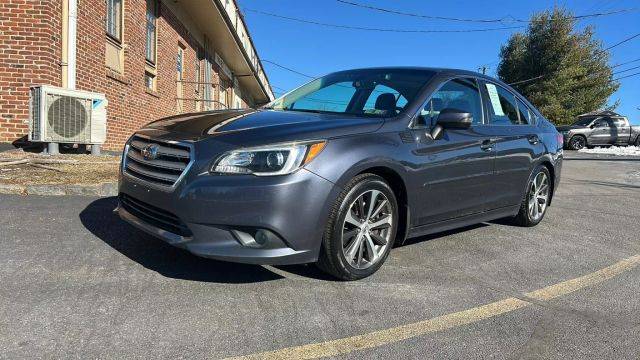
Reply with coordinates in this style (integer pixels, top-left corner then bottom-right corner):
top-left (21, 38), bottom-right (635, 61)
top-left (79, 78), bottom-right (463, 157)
top-left (304, 132), bottom-right (411, 189)
top-left (304, 131), bottom-right (414, 246)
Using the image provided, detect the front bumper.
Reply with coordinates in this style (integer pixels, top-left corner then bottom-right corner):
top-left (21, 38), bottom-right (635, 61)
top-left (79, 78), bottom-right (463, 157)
top-left (116, 166), bottom-right (338, 265)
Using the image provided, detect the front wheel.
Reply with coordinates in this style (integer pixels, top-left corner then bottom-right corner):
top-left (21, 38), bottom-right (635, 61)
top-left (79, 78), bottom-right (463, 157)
top-left (316, 174), bottom-right (398, 280)
top-left (568, 135), bottom-right (587, 150)
top-left (511, 165), bottom-right (551, 227)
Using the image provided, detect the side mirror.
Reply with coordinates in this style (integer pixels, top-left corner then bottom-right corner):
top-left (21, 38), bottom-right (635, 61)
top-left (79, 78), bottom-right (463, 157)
top-left (436, 108), bottom-right (473, 129)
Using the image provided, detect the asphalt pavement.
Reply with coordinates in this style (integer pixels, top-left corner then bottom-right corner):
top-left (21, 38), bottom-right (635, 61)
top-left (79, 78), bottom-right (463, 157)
top-left (1, 151), bottom-right (639, 359)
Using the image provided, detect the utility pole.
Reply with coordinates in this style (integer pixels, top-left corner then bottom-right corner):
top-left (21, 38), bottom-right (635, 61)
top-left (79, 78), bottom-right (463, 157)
top-left (478, 66), bottom-right (488, 75)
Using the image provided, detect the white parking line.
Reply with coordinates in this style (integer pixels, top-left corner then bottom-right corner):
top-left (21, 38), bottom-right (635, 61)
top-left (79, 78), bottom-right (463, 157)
top-left (226, 255), bottom-right (640, 360)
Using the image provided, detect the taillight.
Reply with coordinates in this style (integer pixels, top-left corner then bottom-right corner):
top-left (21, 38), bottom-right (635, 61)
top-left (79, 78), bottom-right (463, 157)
top-left (556, 133), bottom-right (564, 148)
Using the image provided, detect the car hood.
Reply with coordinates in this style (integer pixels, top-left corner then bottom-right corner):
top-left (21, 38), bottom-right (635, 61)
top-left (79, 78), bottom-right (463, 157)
top-left (556, 125), bottom-right (585, 132)
top-left (143, 109), bottom-right (385, 146)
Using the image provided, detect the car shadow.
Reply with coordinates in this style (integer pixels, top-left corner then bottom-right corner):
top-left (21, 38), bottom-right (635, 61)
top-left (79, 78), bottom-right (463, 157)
top-left (80, 198), bottom-right (507, 283)
top-left (79, 197), bottom-right (297, 284)
top-left (275, 225), bottom-right (493, 281)
top-left (564, 157), bottom-right (640, 162)
top-left (397, 223), bottom-right (490, 247)
top-left (569, 179), bottom-right (640, 190)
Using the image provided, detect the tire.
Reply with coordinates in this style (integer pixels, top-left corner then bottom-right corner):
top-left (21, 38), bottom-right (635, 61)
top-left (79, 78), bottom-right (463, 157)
top-left (316, 174), bottom-right (398, 280)
top-left (568, 135), bottom-right (587, 150)
top-left (511, 165), bottom-right (551, 227)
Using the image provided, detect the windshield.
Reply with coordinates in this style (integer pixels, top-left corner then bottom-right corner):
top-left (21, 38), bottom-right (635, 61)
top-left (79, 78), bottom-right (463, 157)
top-left (265, 69), bottom-right (435, 117)
top-left (573, 117), bottom-right (595, 126)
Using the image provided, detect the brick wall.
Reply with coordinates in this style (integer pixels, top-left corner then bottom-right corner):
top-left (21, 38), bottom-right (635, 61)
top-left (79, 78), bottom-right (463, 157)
top-left (0, 0), bottom-right (62, 143)
top-left (0, 0), bottom-right (253, 151)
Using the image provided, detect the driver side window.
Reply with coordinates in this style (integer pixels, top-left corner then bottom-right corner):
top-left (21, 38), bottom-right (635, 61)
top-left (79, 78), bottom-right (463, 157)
top-left (594, 118), bottom-right (610, 127)
top-left (362, 84), bottom-right (407, 116)
top-left (419, 78), bottom-right (483, 127)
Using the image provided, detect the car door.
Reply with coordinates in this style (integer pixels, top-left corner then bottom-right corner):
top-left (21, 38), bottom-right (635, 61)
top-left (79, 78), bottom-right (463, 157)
top-left (479, 81), bottom-right (545, 209)
top-left (614, 118), bottom-right (631, 145)
top-left (410, 77), bottom-right (497, 225)
top-left (589, 118), bottom-right (614, 145)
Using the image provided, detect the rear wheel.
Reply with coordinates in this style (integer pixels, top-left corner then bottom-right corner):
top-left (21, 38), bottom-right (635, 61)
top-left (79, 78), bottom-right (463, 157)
top-left (317, 174), bottom-right (398, 280)
top-left (511, 165), bottom-right (551, 227)
top-left (568, 135), bottom-right (586, 150)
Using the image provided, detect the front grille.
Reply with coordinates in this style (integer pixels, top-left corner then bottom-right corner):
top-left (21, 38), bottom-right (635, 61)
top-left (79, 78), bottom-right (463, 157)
top-left (124, 135), bottom-right (192, 188)
top-left (119, 194), bottom-right (192, 237)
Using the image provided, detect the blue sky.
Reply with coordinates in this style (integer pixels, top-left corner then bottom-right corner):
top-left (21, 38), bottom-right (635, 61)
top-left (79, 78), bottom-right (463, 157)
top-left (240, 0), bottom-right (640, 124)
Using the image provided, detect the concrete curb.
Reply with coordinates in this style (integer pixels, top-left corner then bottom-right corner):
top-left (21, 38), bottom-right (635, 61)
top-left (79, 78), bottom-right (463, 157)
top-left (0, 182), bottom-right (117, 197)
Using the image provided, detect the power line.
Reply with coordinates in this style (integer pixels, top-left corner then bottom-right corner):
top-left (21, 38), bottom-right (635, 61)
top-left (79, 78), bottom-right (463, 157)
top-left (599, 32), bottom-right (640, 53)
top-left (271, 84), bottom-right (289, 92)
top-left (506, 32), bottom-right (640, 86)
top-left (244, 8), bottom-right (525, 33)
top-left (262, 60), bottom-right (315, 78)
top-left (336, 0), bottom-right (638, 24)
top-left (613, 65), bottom-right (640, 75)
top-left (612, 57), bottom-right (640, 68)
top-left (613, 71), bottom-right (640, 81)
top-left (508, 75), bottom-right (545, 86)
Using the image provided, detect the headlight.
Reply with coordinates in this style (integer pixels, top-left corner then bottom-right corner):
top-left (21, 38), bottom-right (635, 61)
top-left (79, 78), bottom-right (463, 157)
top-left (211, 140), bottom-right (326, 176)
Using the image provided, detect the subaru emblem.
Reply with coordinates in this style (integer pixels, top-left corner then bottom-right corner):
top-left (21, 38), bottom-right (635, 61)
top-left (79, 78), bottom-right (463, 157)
top-left (141, 144), bottom-right (159, 160)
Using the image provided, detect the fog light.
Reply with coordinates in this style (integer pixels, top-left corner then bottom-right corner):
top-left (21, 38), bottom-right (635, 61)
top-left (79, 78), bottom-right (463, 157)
top-left (255, 230), bottom-right (269, 246)
top-left (231, 228), bottom-right (278, 249)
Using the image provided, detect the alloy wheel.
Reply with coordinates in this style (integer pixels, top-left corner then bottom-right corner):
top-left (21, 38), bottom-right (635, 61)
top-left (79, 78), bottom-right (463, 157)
top-left (341, 190), bottom-right (394, 269)
top-left (570, 137), bottom-right (585, 150)
top-left (528, 172), bottom-right (549, 222)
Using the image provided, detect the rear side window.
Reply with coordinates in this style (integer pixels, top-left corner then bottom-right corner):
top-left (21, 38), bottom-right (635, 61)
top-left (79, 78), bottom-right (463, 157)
top-left (516, 98), bottom-right (533, 124)
top-left (613, 118), bottom-right (628, 127)
top-left (420, 78), bottom-right (484, 127)
top-left (485, 83), bottom-right (525, 125)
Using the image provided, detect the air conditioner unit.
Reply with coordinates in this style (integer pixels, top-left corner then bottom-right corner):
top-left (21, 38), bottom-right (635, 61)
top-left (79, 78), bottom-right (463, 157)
top-left (29, 85), bottom-right (108, 144)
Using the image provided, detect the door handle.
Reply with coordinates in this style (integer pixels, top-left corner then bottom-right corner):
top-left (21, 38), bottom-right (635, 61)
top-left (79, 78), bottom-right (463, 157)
top-left (528, 135), bottom-right (540, 145)
top-left (481, 139), bottom-right (494, 151)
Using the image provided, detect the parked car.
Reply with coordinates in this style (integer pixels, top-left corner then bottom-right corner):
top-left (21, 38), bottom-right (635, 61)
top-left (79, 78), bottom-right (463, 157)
top-left (557, 115), bottom-right (640, 150)
top-left (116, 67), bottom-right (563, 280)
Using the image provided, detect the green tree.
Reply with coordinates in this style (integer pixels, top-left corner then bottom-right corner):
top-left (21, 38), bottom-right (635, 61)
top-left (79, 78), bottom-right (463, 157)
top-left (497, 8), bottom-right (619, 125)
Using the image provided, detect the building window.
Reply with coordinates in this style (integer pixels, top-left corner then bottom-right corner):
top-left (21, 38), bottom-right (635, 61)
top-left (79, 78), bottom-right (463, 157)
top-left (144, 71), bottom-right (156, 91)
top-left (106, 0), bottom-right (123, 42)
top-left (219, 84), bottom-right (228, 109)
top-left (176, 45), bottom-right (185, 112)
top-left (106, 0), bottom-right (125, 73)
top-left (145, 0), bottom-right (158, 64)
top-left (194, 52), bottom-right (202, 110)
top-left (204, 62), bottom-right (213, 111)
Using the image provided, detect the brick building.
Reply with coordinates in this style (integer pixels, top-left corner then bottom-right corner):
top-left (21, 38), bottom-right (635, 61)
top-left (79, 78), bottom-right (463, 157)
top-left (0, 0), bottom-right (273, 150)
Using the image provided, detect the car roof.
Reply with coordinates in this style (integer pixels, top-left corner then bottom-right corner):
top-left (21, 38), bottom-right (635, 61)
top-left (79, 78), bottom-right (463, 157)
top-left (332, 66), bottom-right (480, 76)
top-left (330, 66), bottom-right (509, 86)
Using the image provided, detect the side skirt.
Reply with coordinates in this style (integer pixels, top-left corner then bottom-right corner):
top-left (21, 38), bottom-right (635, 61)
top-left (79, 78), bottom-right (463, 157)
top-left (406, 205), bottom-right (520, 239)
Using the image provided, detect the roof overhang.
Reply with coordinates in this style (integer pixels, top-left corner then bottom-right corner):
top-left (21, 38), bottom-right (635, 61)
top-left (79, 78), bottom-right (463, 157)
top-left (179, 0), bottom-right (273, 105)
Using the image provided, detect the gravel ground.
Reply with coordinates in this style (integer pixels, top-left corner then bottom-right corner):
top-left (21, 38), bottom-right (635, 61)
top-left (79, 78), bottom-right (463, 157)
top-left (0, 152), bottom-right (639, 359)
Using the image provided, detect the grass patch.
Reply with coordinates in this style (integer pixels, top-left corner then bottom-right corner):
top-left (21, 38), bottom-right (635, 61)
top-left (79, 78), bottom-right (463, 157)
top-left (0, 150), bottom-right (119, 186)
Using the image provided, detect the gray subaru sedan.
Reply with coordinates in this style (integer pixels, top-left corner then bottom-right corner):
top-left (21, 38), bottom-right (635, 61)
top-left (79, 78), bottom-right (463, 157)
top-left (116, 67), bottom-right (563, 280)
